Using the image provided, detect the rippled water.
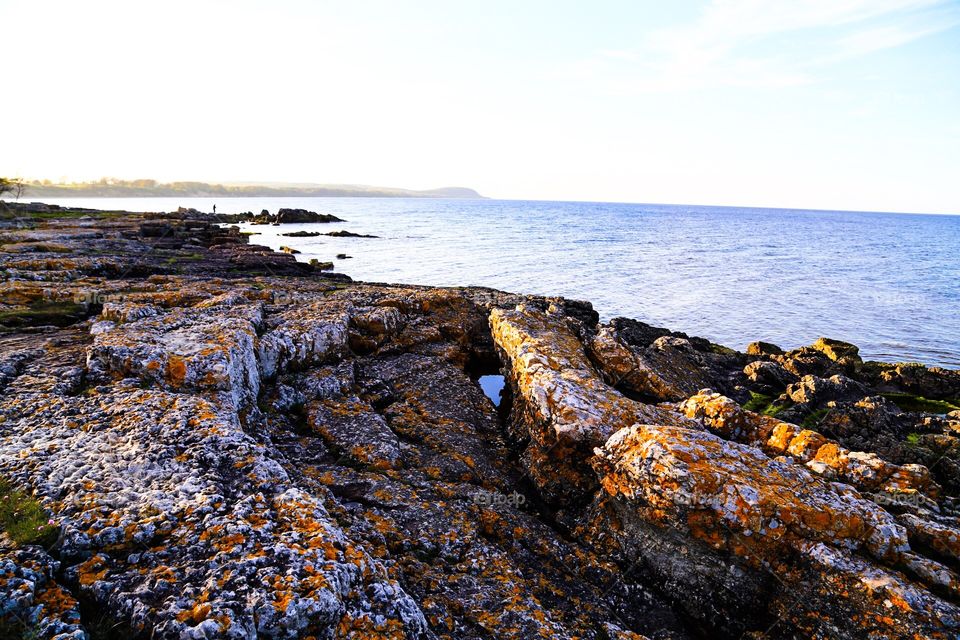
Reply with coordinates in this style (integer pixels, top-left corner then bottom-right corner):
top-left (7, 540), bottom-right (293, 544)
top-left (41, 197), bottom-right (960, 368)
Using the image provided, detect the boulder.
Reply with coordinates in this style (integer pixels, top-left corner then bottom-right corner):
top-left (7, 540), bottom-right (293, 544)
top-left (591, 423), bottom-right (958, 639)
top-left (280, 230), bottom-right (321, 237)
top-left (784, 374), bottom-right (868, 407)
top-left (678, 390), bottom-right (938, 499)
top-left (746, 340), bottom-right (784, 356)
top-left (810, 337), bottom-right (861, 363)
top-left (865, 362), bottom-right (960, 400)
top-left (490, 304), bottom-right (691, 503)
top-left (589, 322), bottom-right (747, 402)
top-left (275, 208), bottom-right (344, 224)
top-left (774, 346), bottom-right (835, 377)
top-left (743, 360), bottom-right (796, 390)
top-left (324, 230), bottom-right (379, 238)
top-left (587, 326), bottom-right (691, 401)
top-left (86, 303), bottom-right (264, 409)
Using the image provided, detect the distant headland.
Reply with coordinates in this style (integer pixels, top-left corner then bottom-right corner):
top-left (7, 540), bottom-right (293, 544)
top-left (20, 178), bottom-right (484, 199)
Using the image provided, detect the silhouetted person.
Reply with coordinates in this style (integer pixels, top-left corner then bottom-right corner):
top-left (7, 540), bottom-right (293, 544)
top-left (213, 204), bottom-right (217, 214)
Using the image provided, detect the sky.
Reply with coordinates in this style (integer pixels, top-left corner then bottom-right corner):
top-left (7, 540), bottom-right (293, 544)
top-left (2, 0), bottom-right (959, 213)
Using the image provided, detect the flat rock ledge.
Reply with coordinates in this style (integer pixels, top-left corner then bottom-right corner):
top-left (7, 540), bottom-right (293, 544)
top-left (0, 204), bottom-right (959, 639)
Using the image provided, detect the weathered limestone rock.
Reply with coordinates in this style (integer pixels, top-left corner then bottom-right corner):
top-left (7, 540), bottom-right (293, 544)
top-left (0, 381), bottom-right (430, 638)
top-left (257, 300), bottom-right (351, 379)
top-left (742, 359), bottom-right (797, 394)
top-left (587, 326), bottom-right (690, 401)
top-left (590, 321), bottom-right (747, 402)
top-left (810, 336), bottom-right (861, 364)
top-left (490, 304), bottom-right (691, 503)
top-left (679, 390), bottom-right (938, 499)
top-left (0, 547), bottom-right (85, 640)
top-left (784, 373), bottom-right (868, 407)
top-left (306, 396), bottom-right (402, 469)
top-left (86, 303), bottom-right (263, 408)
top-left (594, 424), bottom-right (909, 561)
top-left (774, 346), bottom-right (836, 378)
top-left (592, 424), bottom-right (960, 639)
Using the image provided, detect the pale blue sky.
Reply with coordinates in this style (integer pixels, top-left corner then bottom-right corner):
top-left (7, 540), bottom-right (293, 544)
top-left (3, 0), bottom-right (959, 212)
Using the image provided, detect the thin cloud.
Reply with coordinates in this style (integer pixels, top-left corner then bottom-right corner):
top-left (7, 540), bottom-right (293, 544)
top-left (834, 21), bottom-right (960, 57)
top-left (575, 0), bottom-right (958, 93)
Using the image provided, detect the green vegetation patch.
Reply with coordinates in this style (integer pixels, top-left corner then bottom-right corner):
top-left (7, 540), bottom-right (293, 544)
top-left (20, 209), bottom-right (127, 221)
top-left (707, 342), bottom-right (738, 356)
top-left (0, 300), bottom-right (89, 329)
top-left (763, 401), bottom-right (792, 418)
top-left (164, 253), bottom-right (205, 265)
top-left (0, 477), bottom-right (59, 547)
top-left (0, 617), bottom-right (43, 640)
top-left (742, 392), bottom-right (774, 413)
top-left (0, 242), bottom-right (72, 253)
top-left (741, 391), bottom-right (792, 418)
top-left (881, 393), bottom-right (960, 415)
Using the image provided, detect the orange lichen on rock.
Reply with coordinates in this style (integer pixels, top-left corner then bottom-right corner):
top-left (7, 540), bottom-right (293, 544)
top-left (490, 304), bottom-right (693, 502)
top-left (77, 554), bottom-right (109, 586)
top-left (679, 390), bottom-right (939, 499)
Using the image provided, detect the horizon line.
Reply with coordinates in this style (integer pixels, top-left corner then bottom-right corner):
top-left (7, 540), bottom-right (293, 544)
top-left (27, 192), bottom-right (960, 218)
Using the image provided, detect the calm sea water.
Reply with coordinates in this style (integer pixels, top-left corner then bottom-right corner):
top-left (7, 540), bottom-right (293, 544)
top-left (39, 197), bottom-right (960, 368)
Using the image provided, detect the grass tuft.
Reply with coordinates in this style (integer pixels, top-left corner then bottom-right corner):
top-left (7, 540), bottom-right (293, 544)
top-left (0, 477), bottom-right (59, 548)
top-left (0, 300), bottom-right (88, 329)
top-left (742, 392), bottom-right (793, 417)
top-left (0, 617), bottom-right (42, 640)
top-left (742, 392), bottom-right (773, 413)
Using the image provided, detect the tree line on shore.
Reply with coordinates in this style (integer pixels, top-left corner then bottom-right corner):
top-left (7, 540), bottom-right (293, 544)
top-left (12, 178), bottom-right (482, 199)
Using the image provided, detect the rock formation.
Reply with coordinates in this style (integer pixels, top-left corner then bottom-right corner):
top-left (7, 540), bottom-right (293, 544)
top-left (0, 202), bottom-right (958, 639)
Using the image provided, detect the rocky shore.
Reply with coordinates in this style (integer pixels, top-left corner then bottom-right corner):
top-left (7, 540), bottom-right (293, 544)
top-left (1, 201), bottom-right (959, 639)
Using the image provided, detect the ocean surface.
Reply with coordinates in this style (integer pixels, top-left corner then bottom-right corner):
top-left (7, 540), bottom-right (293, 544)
top-left (39, 197), bottom-right (960, 369)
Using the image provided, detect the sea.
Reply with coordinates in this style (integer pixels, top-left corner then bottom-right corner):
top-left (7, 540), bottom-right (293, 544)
top-left (37, 197), bottom-right (960, 369)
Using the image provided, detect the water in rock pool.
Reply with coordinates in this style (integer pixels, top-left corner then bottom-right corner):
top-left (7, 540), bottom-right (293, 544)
top-left (42, 196), bottom-right (960, 368)
top-left (478, 375), bottom-right (505, 407)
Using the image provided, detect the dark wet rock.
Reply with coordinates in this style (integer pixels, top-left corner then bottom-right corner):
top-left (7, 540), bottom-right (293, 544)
top-left (773, 345), bottom-right (836, 377)
top-left (784, 374), bottom-right (869, 408)
top-left (862, 361), bottom-right (960, 400)
top-left (743, 359), bottom-right (796, 392)
top-left (281, 230), bottom-right (322, 237)
top-left (810, 336), bottom-right (861, 365)
top-left (336, 254), bottom-right (352, 259)
top-left (590, 322), bottom-right (748, 403)
top-left (610, 317), bottom-right (700, 350)
top-left (308, 259), bottom-right (334, 271)
top-left (323, 230), bottom-right (379, 238)
top-left (766, 338), bottom-right (863, 380)
top-left (818, 395), bottom-right (908, 449)
top-left (746, 340), bottom-right (784, 356)
top-left (275, 208), bottom-right (344, 224)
